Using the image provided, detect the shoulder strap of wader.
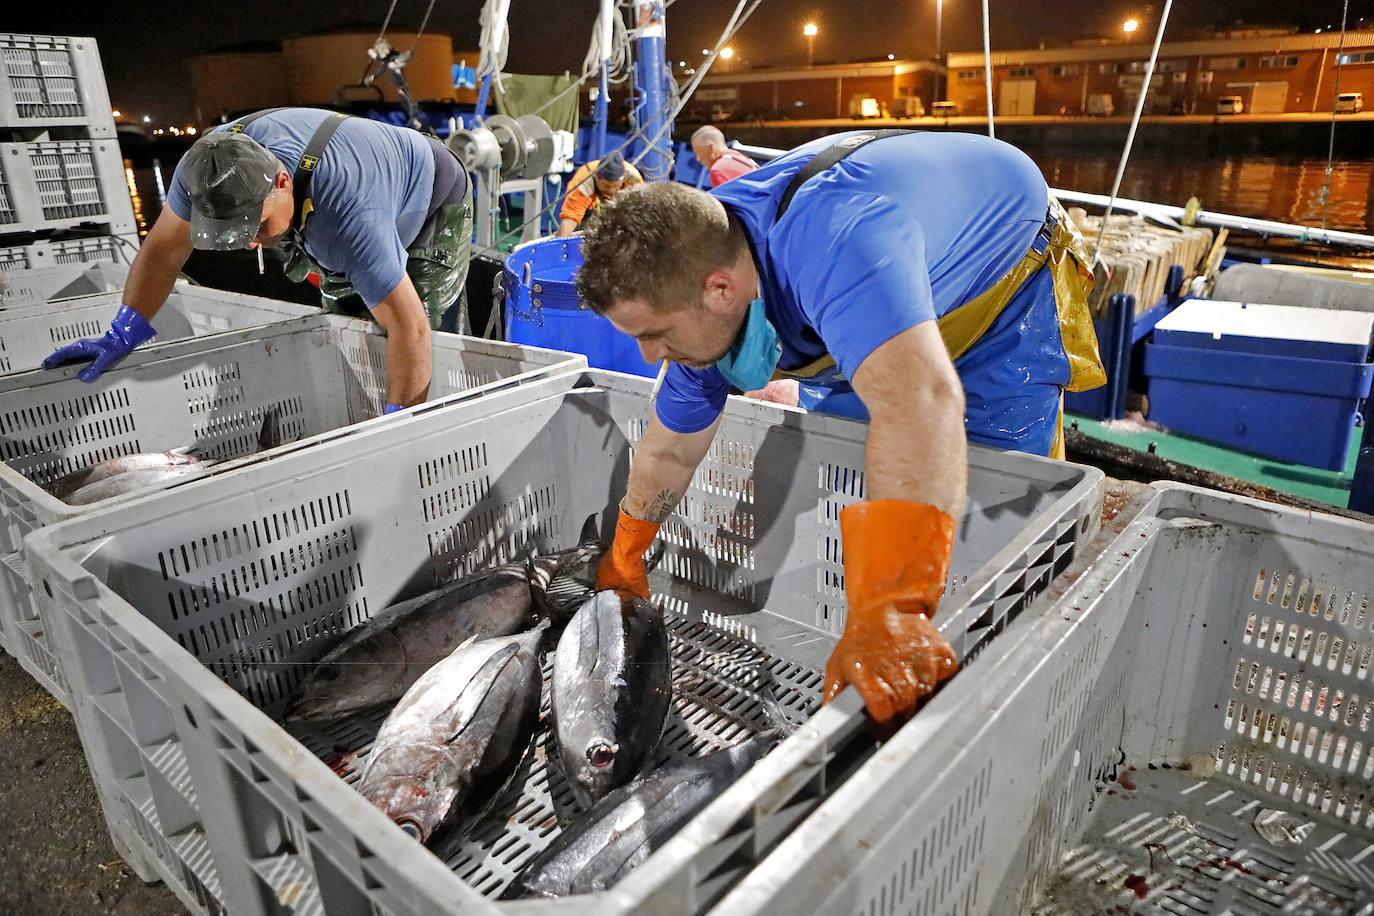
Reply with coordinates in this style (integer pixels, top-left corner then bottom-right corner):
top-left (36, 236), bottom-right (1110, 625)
top-left (767, 130), bottom-right (913, 382)
top-left (775, 129), bottom-right (914, 220)
top-left (227, 108), bottom-right (287, 133)
top-left (290, 112), bottom-right (349, 232)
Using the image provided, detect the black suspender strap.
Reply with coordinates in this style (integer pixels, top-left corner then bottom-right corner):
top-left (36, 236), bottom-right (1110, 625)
top-left (226, 107), bottom-right (286, 133)
top-left (290, 112), bottom-right (349, 232)
top-left (228, 109), bottom-right (350, 233)
top-left (775, 129), bottom-right (914, 220)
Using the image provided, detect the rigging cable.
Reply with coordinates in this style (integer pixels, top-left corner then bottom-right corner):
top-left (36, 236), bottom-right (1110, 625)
top-left (1321, 0), bottom-right (1352, 231)
top-left (1089, 0), bottom-right (1176, 268)
top-left (980, 0), bottom-right (994, 138)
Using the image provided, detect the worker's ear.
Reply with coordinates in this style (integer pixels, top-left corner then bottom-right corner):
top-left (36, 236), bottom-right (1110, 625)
top-left (700, 269), bottom-right (736, 315)
top-left (275, 168), bottom-right (291, 190)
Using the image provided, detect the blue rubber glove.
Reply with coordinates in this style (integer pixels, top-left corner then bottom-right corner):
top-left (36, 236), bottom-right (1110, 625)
top-left (383, 403), bottom-right (404, 415)
top-left (42, 305), bottom-right (156, 383)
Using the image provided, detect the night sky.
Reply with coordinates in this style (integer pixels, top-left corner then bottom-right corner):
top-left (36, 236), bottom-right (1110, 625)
top-left (9, 1), bottom-right (1374, 122)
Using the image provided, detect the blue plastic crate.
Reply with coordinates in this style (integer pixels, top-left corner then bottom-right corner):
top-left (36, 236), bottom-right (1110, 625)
top-left (502, 236), bottom-right (659, 378)
top-left (1145, 300), bottom-right (1374, 470)
top-left (1144, 345), bottom-right (1374, 471)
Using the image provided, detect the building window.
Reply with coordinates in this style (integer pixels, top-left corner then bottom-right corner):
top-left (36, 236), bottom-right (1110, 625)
top-left (1098, 62), bottom-right (1120, 74)
top-left (1260, 55), bottom-right (1299, 68)
top-left (1158, 59), bottom-right (1188, 73)
top-left (1209, 57), bottom-right (1246, 70)
top-left (1050, 64), bottom-right (1079, 77)
top-left (957, 69), bottom-right (982, 80)
top-left (1336, 51), bottom-right (1374, 65)
top-left (1171, 71), bottom-right (1188, 85)
top-left (1197, 71), bottom-right (1213, 92)
top-left (1008, 67), bottom-right (1036, 78)
top-left (1126, 61), bottom-right (1151, 73)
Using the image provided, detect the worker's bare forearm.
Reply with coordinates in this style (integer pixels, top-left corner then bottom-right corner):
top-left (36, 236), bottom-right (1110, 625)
top-left (623, 411), bottom-right (721, 523)
top-left (851, 323), bottom-right (968, 519)
top-left (123, 210), bottom-right (194, 320)
top-left (373, 277), bottom-right (433, 406)
top-left (555, 217), bottom-right (579, 238)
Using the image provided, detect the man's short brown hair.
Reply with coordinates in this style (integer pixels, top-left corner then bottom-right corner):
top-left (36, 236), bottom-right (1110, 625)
top-left (576, 182), bottom-right (743, 315)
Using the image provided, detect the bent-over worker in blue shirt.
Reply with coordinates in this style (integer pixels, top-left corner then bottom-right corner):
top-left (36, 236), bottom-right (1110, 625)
top-left (43, 108), bottom-right (473, 414)
top-left (579, 130), bottom-right (1105, 727)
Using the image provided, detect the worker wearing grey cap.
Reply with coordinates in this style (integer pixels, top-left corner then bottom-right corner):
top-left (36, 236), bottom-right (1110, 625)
top-left (42, 108), bottom-right (473, 414)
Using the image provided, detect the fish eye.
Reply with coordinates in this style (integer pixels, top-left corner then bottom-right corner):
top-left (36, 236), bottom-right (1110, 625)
top-left (396, 818), bottom-right (424, 840)
top-left (316, 663), bottom-right (340, 681)
top-left (586, 743), bottom-right (617, 767)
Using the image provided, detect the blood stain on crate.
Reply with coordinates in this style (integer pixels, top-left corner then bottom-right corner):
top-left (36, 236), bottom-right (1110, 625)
top-left (1122, 873), bottom-right (1149, 898)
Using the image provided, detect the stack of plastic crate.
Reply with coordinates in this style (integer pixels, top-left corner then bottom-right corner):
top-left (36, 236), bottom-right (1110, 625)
top-left (0, 33), bottom-right (136, 278)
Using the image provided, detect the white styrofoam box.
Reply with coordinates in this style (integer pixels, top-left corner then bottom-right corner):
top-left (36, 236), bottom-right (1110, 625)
top-left (716, 482), bottom-right (1374, 916)
top-left (1157, 298), bottom-right (1374, 352)
top-left (0, 137), bottom-right (136, 235)
top-left (25, 368), bottom-right (1102, 915)
top-left (0, 33), bottom-right (118, 135)
top-left (0, 287), bottom-right (314, 374)
top-left (0, 313), bottom-right (583, 705)
top-left (0, 260), bottom-right (134, 307)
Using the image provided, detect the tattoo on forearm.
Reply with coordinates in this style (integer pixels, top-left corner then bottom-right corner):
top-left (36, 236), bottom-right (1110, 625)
top-left (643, 489), bottom-right (682, 524)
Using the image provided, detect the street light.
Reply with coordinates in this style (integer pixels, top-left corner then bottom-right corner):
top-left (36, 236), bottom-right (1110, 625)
top-left (1123, 18), bottom-right (1139, 33)
top-left (720, 46), bottom-right (734, 71)
top-left (803, 22), bottom-right (818, 67)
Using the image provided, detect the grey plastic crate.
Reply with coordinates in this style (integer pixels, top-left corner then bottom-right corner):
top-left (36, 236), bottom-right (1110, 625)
top-left (24, 368), bottom-right (1102, 916)
top-left (714, 482), bottom-right (1374, 916)
top-left (0, 33), bottom-right (117, 134)
top-left (0, 287), bottom-right (314, 374)
top-left (0, 137), bottom-right (136, 234)
top-left (0, 260), bottom-right (134, 306)
top-left (1, 314), bottom-right (583, 706)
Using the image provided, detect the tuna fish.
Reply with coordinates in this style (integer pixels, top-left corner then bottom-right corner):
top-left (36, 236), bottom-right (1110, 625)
top-left (46, 450), bottom-right (215, 504)
top-left (356, 622), bottom-right (549, 846)
top-left (47, 407), bottom-right (288, 505)
top-left (502, 729), bottom-right (784, 898)
top-left (551, 590), bottom-right (672, 808)
top-left (285, 565), bottom-right (538, 721)
top-left (285, 515), bottom-right (607, 722)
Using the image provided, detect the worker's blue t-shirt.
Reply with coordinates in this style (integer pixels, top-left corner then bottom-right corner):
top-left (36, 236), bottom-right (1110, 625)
top-left (655, 131), bottom-right (1050, 434)
top-left (167, 108), bottom-right (435, 308)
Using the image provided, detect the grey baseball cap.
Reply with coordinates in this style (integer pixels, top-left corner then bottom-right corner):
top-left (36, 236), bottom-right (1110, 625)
top-left (180, 131), bottom-right (281, 250)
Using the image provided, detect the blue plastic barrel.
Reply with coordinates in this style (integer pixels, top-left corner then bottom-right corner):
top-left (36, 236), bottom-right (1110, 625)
top-left (502, 237), bottom-right (659, 378)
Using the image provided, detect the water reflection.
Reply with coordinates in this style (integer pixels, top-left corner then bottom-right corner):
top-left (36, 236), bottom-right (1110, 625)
top-left (1033, 150), bottom-right (1374, 233)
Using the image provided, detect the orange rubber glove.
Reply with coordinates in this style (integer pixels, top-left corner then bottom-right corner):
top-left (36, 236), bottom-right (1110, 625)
top-left (592, 504), bottom-right (660, 599)
top-left (823, 500), bottom-right (960, 726)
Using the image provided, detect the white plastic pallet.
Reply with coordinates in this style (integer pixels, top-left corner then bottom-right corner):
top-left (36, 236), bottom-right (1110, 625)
top-left (0, 137), bottom-right (136, 235)
top-left (0, 235), bottom-right (125, 273)
top-left (714, 483), bottom-right (1374, 916)
top-left (25, 368), bottom-right (1103, 916)
top-left (0, 314), bottom-right (583, 707)
top-left (0, 33), bottom-right (117, 135)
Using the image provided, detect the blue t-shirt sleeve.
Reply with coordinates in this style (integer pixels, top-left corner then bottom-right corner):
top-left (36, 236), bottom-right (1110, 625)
top-left (654, 363), bottom-right (729, 433)
top-left (167, 158), bottom-right (193, 221)
top-left (319, 206), bottom-right (410, 307)
top-left (774, 191), bottom-right (934, 380)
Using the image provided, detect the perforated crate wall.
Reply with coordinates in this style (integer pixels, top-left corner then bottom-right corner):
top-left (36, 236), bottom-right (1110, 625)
top-left (0, 33), bottom-right (117, 134)
top-left (24, 369), bottom-right (1102, 916)
top-left (0, 261), bottom-right (131, 307)
top-left (0, 317), bottom-right (580, 706)
top-left (0, 138), bottom-right (135, 235)
top-left (711, 483), bottom-right (1374, 916)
